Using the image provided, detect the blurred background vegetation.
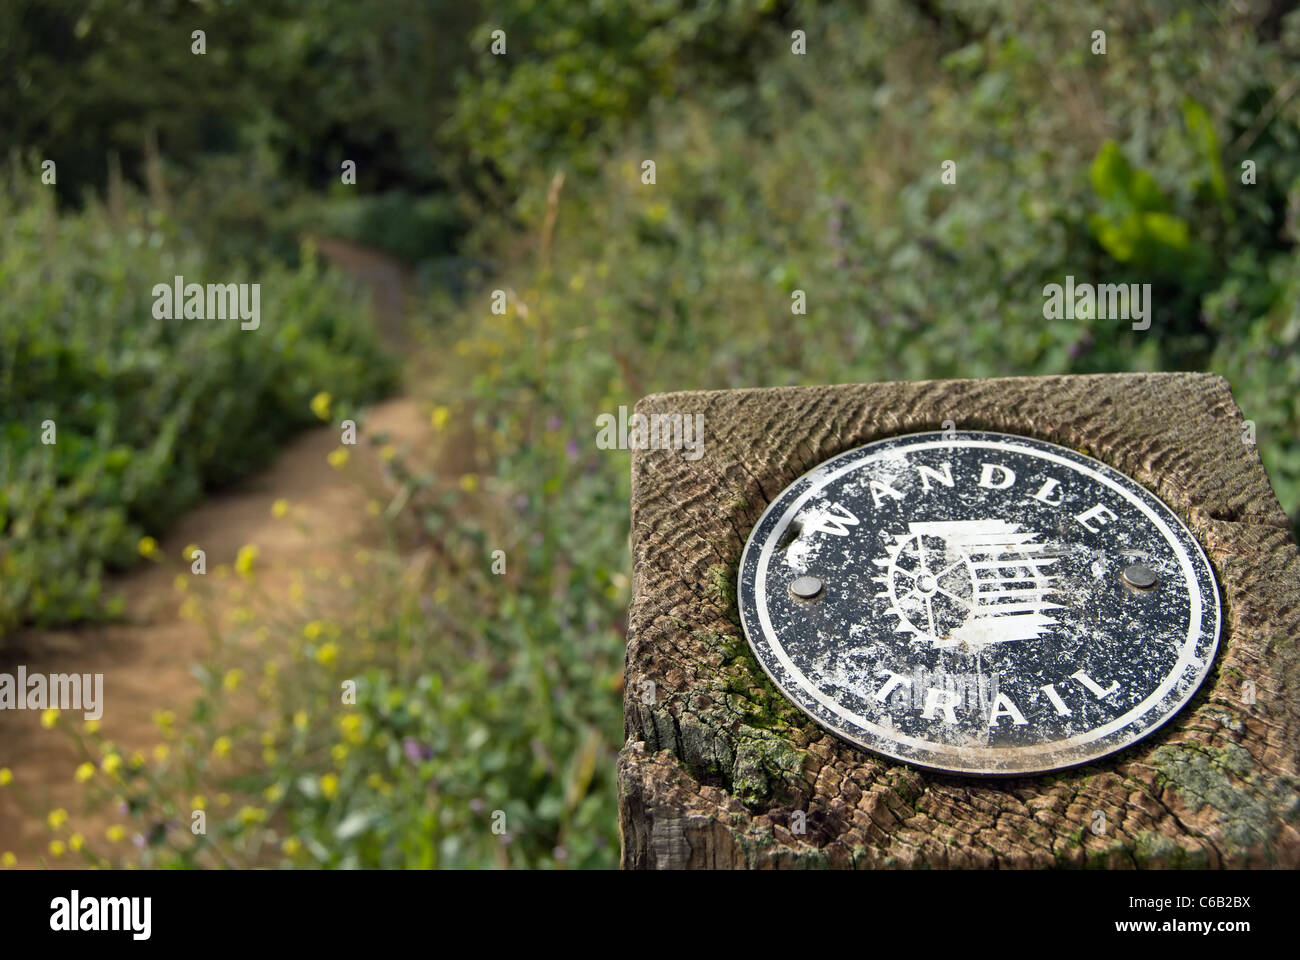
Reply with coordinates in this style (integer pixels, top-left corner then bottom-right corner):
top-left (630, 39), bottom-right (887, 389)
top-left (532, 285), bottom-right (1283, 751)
top-left (0, 0), bottom-right (1297, 868)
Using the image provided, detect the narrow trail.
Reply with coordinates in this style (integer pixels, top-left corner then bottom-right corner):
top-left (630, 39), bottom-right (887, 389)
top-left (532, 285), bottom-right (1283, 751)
top-left (0, 241), bottom-right (426, 865)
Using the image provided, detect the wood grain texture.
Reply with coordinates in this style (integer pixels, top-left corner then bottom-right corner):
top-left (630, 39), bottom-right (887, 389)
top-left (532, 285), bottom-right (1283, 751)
top-left (618, 373), bottom-right (1300, 869)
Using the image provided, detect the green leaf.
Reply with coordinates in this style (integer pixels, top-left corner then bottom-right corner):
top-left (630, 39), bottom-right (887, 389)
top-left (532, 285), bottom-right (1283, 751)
top-left (1089, 140), bottom-right (1166, 213)
top-left (1182, 99), bottom-right (1227, 203)
top-left (1139, 212), bottom-right (1191, 251)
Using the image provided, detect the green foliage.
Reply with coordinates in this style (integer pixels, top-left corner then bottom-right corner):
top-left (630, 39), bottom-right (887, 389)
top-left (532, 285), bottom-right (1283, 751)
top-left (27, 413), bottom-right (624, 867)
top-left (1, 0), bottom-right (480, 271)
top-left (1206, 250), bottom-right (1300, 521)
top-left (1181, 99), bottom-right (1229, 205)
top-left (0, 178), bottom-right (396, 637)
top-left (1088, 140), bottom-right (1202, 274)
top-left (446, 0), bottom-right (796, 201)
top-left (8, 0), bottom-right (1300, 871)
top-left (304, 191), bottom-right (465, 266)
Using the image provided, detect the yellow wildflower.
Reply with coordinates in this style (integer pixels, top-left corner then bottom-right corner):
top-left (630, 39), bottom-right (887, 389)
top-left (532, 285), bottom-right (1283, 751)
top-left (338, 713), bottom-right (363, 744)
top-left (212, 736), bottom-right (232, 759)
top-left (153, 744), bottom-right (170, 763)
top-left (327, 447), bottom-right (349, 470)
top-left (316, 642), bottom-right (339, 668)
top-left (105, 825), bottom-right (126, 844)
top-left (458, 474), bottom-right (479, 493)
top-left (320, 773), bottom-right (339, 799)
top-left (74, 762), bottom-right (95, 783)
top-left (69, 833), bottom-right (85, 852)
top-left (47, 808), bottom-right (68, 830)
top-left (310, 391), bottom-right (332, 421)
top-left (223, 669), bottom-right (243, 692)
top-left (293, 710), bottom-right (309, 732)
top-left (0, 768), bottom-right (12, 787)
top-left (179, 595), bottom-right (202, 622)
top-left (101, 753), bottom-right (122, 776)
top-left (48, 840), bottom-right (66, 858)
top-left (281, 837), bottom-right (301, 856)
top-left (271, 498), bottom-right (290, 518)
top-left (83, 718), bottom-right (100, 735)
top-left (137, 536), bottom-right (158, 558)
top-left (40, 708), bottom-right (59, 729)
top-left (1, 852), bottom-right (16, 867)
top-left (234, 544), bottom-right (259, 579)
top-left (430, 405), bottom-right (451, 430)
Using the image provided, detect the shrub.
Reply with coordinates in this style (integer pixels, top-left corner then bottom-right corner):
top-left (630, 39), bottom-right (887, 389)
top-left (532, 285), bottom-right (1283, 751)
top-left (0, 178), bottom-right (396, 637)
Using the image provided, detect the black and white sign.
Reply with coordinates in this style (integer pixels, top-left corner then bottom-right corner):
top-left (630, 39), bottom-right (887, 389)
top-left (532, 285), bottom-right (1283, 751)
top-left (737, 431), bottom-right (1221, 775)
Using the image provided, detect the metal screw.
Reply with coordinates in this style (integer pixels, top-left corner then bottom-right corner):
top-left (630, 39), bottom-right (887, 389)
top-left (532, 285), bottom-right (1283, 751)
top-left (790, 575), bottom-right (824, 600)
top-left (1122, 564), bottom-right (1158, 590)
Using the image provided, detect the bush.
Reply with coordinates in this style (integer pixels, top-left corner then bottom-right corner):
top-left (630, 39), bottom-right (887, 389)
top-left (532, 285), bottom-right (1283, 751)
top-left (0, 178), bottom-right (396, 637)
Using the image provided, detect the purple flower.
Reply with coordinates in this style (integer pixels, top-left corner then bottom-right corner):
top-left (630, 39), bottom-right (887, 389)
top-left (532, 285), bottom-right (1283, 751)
top-left (546, 415), bottom-right (562, 432)
top-left (566, 439), bottom-right (580, 462)
top-left (403, 736), bottom-right (433, 762)
top-left (1068, 332), bottom-right (1094, 360)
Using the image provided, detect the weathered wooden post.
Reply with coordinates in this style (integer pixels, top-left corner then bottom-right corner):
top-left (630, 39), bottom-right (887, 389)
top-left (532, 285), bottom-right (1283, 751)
top-left (618, 373), bottom-right (1300, 868)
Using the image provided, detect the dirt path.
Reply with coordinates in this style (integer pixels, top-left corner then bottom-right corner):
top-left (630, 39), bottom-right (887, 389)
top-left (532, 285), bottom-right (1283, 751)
top-left (0, 241), bottom-right (426, 866)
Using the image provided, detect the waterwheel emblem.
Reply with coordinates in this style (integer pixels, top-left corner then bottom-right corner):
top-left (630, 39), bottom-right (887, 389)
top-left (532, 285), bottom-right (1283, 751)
top-left (737, 431), bottom-right (1221, 775)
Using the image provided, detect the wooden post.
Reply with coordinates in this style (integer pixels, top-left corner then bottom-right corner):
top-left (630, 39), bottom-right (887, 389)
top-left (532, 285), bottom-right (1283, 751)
top-left (618, 373), bottom-right (1300, 868)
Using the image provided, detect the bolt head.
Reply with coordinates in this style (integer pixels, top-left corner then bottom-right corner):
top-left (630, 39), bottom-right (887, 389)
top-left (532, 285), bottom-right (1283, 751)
top-left (1122, 564), bottom-right (1158, 590)
top-left (789, 575), bottom-right (824, 600)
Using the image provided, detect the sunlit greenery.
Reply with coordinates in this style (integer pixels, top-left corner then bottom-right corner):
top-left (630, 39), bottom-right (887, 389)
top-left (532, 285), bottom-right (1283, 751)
top-left (2, 0), bottom-right (1297, 868)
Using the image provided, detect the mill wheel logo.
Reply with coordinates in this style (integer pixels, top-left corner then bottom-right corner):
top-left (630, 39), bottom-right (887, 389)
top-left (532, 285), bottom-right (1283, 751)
top-left (875, 520), bottom-right (1061, 650)
top-left (737, 431), bottom-right (1222, 775)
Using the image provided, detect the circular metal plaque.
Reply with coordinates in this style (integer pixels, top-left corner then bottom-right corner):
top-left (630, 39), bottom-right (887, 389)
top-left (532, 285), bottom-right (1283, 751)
top-left (737, 431), bottom-right (1221, 775)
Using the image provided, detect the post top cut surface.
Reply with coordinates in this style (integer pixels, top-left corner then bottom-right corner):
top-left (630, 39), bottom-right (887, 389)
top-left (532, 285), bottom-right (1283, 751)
top-left (620, 373), bottom-right (1300, 869)
top-left (737, 430), bottom-right (1221, 775)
